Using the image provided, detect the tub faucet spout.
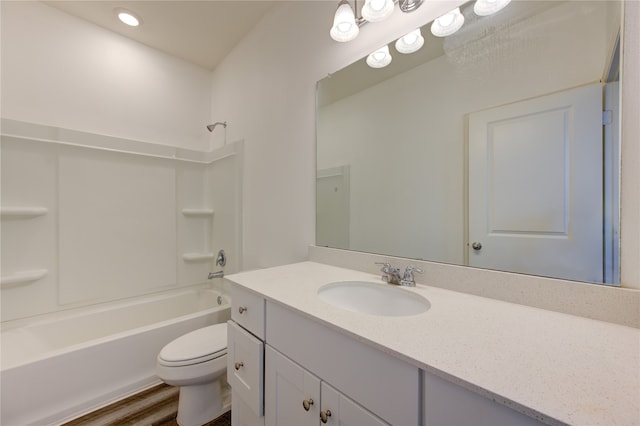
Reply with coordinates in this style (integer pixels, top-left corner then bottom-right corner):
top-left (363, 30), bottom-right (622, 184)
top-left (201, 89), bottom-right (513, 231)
top-left (208, 271), bottom-right (224, 279)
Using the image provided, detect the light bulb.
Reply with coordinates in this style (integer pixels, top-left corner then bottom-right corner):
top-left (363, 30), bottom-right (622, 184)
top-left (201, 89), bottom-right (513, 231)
top-left (474, 0), bottom-right (511, 16)
top-left (337, 21), bottom-right (353, 32)
top-left (404, 33), bottom-right (418, 45)
top-left (362, 0), bottom-right (394, 22)
top-left (366, 45), bottom-right (392, 68)
top-left (431, 7), bottom-right (464, 37)
top-left (438, 13), bottom-right (455, 27)
top-left (116, 9), bottom-right (141, 27)
top-left (330, 1), bottom-right (359, 42)
top-left (370, 0), bottom-right (385, 11)
top-left (395, 28), bottom-right (424, 54)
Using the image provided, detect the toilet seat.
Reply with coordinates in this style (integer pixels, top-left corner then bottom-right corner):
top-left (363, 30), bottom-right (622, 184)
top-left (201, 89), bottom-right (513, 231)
top-left (158, 323), bottom-right (227, 367)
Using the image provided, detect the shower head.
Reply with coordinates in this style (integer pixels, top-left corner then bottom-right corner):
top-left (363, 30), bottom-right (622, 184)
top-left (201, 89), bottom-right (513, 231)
top-left (206, 122), bottom-right (227, 132)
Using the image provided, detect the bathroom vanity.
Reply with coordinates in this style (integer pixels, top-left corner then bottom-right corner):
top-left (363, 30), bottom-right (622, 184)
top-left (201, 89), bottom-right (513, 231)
top-left (226, 261), bottom-right (639, 425)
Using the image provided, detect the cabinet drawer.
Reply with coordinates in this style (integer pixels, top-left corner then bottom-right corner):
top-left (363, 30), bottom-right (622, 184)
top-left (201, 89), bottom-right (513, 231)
top-left (227, 320), bottom-right (264, 416)
top-left (231, 285), bottom-right (265, 339)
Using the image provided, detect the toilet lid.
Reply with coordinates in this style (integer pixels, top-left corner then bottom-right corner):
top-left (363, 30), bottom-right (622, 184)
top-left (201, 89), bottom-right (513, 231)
top-left (158, 323), bottom-right (227, 366)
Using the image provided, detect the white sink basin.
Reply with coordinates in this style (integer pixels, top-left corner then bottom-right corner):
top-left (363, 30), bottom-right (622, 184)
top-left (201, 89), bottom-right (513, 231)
top-left (317, 281), bottom-right (430, 316)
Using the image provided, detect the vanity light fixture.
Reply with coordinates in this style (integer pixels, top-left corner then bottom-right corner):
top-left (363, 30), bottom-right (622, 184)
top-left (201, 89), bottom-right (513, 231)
top-left (361, 0), bottom-right (394, 22)
top-left (366, 45), bottom-right (392, 68)
top-left (330, 0), bottom-right (423, 42)
top-left (395, 28), bottom-right (424, 54)
top-left (115, 8), bottom-right (141, 27)
top-left (473, 0), bottom-right (511, 16)
top-left (431, 7), bottom-right (464, 37)
top-left (330, 0), bottom-right (360, 42)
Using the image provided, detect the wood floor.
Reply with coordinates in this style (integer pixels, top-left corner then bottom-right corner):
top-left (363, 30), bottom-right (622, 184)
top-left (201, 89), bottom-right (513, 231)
top-left (63, 384), bottom-right (231, 426)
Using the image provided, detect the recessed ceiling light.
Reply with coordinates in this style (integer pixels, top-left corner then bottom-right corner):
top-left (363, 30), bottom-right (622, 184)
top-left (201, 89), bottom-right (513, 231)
top-left (115, 8), bottom-right (141, 27)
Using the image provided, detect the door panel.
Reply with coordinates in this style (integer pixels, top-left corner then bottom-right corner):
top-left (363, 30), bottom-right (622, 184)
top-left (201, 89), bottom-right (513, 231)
top-left (468, 84), bottom-right (603, 282)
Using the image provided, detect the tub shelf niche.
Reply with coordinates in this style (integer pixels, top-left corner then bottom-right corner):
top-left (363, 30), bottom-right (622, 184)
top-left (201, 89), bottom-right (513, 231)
top-left (1, 269), bottom-right (48, 288)
top-left (1, 207), bottom-right (48, 219)
top-left (182, 253), bottom-right (215, 263)
top-left (181, 208), bottom-right (214, 217)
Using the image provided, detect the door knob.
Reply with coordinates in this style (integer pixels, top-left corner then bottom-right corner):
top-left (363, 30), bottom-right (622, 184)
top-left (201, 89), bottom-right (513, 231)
top-left (471, 242), bottom-right (482, 251)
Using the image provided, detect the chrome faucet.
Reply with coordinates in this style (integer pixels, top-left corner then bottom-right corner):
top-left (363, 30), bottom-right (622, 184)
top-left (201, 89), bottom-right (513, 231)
top-left (376, 262), bottom-right (403, 285)
top-left (377, 263), bottom-right (423, 287)
top-left (208, 270), bottom-right (224, 279)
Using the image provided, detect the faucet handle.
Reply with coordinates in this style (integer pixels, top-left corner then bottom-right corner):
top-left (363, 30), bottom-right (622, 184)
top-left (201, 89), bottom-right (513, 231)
top-left (375, 262), bottom-right (392, 272)
top-left (404, 265), bottom-right (423, 276)
top-left (400, 266), bottom-right (423, 286)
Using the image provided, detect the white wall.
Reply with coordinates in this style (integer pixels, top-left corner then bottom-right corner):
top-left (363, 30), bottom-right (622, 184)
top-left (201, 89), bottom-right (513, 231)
top-left (0, 1), bottom-right (212, 150)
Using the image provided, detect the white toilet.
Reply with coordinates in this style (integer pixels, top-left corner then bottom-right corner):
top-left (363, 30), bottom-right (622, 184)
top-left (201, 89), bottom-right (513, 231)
top-left (156, 323), bottom-right (228, 426)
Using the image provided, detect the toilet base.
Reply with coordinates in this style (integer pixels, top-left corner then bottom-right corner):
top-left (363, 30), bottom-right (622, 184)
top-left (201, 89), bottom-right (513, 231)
top-left (176, 380), bottom-right (223, 426)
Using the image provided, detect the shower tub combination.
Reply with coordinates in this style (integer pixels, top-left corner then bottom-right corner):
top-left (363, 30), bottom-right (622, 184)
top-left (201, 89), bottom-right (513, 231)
top-left (0, 286), bottom-right (231, 426)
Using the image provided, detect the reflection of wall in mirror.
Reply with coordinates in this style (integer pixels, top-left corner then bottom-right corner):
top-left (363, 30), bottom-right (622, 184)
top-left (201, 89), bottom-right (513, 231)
top-left (317, 1), bottom-right (619, 265)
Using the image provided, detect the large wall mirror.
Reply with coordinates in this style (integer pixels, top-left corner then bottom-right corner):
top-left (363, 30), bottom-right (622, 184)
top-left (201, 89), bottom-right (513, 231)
top-left (316, 0), bottom-right (622, 285)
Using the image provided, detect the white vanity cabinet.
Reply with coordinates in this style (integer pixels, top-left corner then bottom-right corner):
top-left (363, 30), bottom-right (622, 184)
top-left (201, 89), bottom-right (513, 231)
top-left (228, 281), bottom-right (541, 426)
top-left (265, 345), bottom-right (389, 426)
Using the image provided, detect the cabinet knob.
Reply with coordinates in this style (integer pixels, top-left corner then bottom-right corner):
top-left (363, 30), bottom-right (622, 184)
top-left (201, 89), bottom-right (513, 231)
top-left (302, 398), bottom-right (314, 411)
top-left (234, 361), bottom-right (244, 370)
top-left (320, 409), bottom-right (332, 423)
top-left (238, 306), bottom-right (247, 314)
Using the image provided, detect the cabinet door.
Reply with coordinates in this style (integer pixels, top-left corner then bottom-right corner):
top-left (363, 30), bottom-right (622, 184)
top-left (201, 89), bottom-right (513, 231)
top-left (266, 345), bottom-right (321, 426)
top-left (231, 390), bottom-right (264, 426)
top-left (321, 382), bottom-right (389, 426)
top-left (227, 321), bottom-right (264, 416)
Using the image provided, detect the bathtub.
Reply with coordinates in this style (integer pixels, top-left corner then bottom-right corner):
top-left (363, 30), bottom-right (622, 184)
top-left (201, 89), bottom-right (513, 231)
top-left (0, 286), bottom-right (231, 426)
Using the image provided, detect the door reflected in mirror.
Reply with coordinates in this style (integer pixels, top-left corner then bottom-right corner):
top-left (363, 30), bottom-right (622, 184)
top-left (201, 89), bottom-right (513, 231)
top-left (316, 0), bottom-right (622, 285)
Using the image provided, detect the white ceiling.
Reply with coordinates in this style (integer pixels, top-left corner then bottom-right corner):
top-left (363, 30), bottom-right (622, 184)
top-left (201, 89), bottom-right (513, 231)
top-left (44, 1), bottom-right (280, 70)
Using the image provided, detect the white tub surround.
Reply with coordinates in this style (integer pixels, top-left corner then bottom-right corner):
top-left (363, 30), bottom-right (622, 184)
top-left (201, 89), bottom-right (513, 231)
top-left (1, 119), bottom-right (243, 322)
top-left (226, 262), bottom-right (640, 426)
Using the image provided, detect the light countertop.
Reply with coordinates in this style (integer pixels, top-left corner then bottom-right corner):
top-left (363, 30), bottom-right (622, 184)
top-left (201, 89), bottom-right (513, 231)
top-left (226, 261), bottom-right (640, 426)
